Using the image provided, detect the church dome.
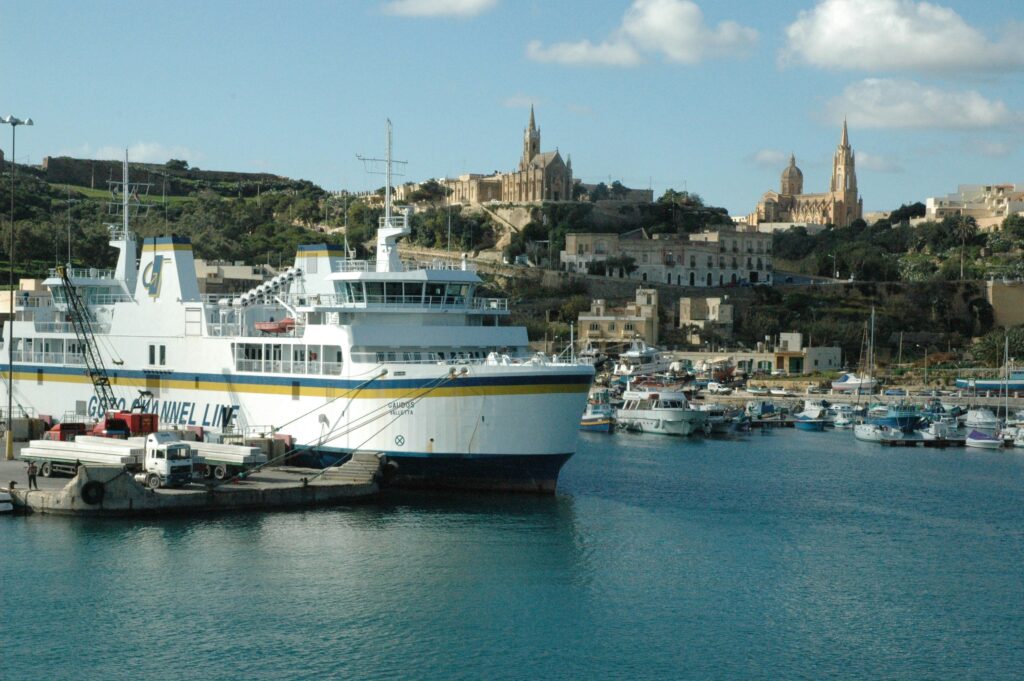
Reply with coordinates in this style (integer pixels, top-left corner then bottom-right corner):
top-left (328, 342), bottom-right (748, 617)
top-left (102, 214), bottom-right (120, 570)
top-left (780, 154), bottom-right (803, 195)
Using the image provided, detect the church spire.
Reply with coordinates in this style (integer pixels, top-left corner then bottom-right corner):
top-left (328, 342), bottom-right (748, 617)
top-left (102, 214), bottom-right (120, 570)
top-left (529, 103), bottom-right (536, 131)
top-left (841, 117), bottom-right (849, 147)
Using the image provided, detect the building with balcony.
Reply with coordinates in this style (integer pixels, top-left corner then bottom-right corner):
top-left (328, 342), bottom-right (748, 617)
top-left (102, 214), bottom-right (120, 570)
top-left (924, 184), bottom-right (1024, 231)
top-left (578, 288), bottom-right (659, 350)
top-left (561, 226), bottom-right (774, 287)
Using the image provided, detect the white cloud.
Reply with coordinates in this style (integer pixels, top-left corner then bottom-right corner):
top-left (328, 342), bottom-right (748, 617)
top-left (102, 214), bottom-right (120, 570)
top-left (827, 79), bottom-right (1018, 129)
top-left (972, 140), bottom-right (1013, 158)
top-left (526, 39), bottom-right (641, 67)
top-left (382, 0), bottom-right (496, 18)
top-left (856, 152), bottom-right (902, 173)
top-left (66, 142), bottom-right (202, 164)
top-left (501, 94), bottom-right (539, 109)
top-left (749, 149), bottom-right (787, 168)
top-left (783, 0), bottom-right (1024, 73)
top-left (527, 0), bottom-right (756, 67)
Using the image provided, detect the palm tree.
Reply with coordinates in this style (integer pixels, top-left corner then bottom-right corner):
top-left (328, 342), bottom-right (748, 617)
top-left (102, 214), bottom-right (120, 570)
top-left (953, 214), bottom-right (978, 280)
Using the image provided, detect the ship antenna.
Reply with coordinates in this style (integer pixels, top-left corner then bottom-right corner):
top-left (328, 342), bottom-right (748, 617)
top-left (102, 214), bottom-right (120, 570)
top-left (356, 119), bottom-right (409, 272)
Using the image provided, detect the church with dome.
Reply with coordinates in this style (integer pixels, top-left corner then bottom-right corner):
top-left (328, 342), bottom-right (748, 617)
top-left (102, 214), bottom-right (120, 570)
top-left (748, 122), bottom-right (863, 229)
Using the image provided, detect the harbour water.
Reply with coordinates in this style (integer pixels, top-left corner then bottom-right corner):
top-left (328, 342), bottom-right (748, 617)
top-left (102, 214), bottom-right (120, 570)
top-left (3, 429), bottom-right (1023, 679)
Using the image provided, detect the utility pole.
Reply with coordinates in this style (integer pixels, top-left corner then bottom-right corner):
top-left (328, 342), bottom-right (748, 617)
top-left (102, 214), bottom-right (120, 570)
top-left (62, 188), bottom-right (80, 265)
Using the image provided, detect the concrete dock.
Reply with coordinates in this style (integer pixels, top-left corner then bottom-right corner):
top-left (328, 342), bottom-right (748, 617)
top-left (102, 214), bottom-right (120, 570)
top-left (0, 446), bottom-right (381, 516)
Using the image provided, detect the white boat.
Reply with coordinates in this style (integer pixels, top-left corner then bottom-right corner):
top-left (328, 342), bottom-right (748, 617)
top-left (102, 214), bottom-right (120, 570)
top-left (616, 386), bottom-right (708, 436)
top-left (853, 423), bottom-right (903, 442)
top-left (965, 430), bottom-right (1003, 450)
top-left (613, 340), bottom-right (674, 376)
top-left (963, 408), bottom-right (1000, 437)
top-left (696, 403), bottom-right (732, 434)
top-left (0, 133), bottom-right (594, 493)
top-left (833, 404), bottom-right (856, 429)
top-left (831, 373), bottom-right (877, 393)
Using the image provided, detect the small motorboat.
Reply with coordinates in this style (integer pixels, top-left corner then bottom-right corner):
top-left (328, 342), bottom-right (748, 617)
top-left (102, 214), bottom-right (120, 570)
top-left (853, 423), bottom-right (903, 442)
top-left (0, 489), bottom-right (13, 514)
top-left (965, 430), bottom-right (1003, 450)
top-left (963, 409), bottom-right (1000, 437)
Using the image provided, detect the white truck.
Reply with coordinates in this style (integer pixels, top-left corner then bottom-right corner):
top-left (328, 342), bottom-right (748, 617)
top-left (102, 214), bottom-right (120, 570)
top-left (21, 431), bottom-right (195, 489)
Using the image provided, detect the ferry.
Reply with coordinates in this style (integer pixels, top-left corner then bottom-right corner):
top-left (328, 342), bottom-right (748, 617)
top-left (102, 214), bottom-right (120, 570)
top-left (1, 140), bottom-right (594, 492)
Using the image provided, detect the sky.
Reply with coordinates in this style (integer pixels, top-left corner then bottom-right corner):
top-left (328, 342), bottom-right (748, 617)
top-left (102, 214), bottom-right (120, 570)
top-left (1, 0), bottom-right (1023, 215)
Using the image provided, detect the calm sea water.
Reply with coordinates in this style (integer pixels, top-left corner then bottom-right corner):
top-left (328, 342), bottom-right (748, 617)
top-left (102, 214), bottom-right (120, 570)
top-left (3, 429), bottom-right (1023, 680)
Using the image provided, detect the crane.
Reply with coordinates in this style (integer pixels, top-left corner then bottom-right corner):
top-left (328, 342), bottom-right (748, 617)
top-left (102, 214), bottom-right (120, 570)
top-left (56, 265), bottom-right (118, 413)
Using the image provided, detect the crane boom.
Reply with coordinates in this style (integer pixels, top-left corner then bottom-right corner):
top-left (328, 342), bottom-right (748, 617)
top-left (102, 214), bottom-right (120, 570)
top-left (57, 266), bottom-right (118, 412)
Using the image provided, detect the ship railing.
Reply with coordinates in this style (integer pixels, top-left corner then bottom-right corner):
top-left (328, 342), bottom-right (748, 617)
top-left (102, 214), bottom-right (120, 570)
top-left (88, 293), bottom-right (133, 305)
top-left (289, 293), bottom-right (507, 311)
top-left (234, 358), bottom-right (342, 376)
top-left (11, 351), bottom-right (65, 364)
top-left (332, 258), bottom-right (477, 273)
top-left (34, 321), bottom-right (112, 334)
top-left (48, 267), bottom-right (116, 280)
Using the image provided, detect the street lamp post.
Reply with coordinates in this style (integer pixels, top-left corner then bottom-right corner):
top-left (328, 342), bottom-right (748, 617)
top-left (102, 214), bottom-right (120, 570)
top-left (3, 114), bottom-right (32, 460)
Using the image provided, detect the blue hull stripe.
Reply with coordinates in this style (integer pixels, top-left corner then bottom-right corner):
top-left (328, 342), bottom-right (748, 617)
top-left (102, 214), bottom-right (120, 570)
top-left (8, 363), bottom-right (592, 390)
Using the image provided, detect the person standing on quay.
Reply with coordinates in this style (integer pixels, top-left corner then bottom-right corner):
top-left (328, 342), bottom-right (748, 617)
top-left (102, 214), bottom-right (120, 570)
top-left (26, 461), bottom-right (38, 490)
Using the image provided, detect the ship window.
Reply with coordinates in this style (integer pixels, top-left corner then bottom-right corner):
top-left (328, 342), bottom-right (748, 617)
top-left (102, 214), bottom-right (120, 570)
top-left (350, 283), bottom-right (364, 304)
top-left (159, 345), bottom-right (166, 366)
top-left (365, 282), bottom-right (384, 303)
top-left (426, 283), bottom-right (445, 302)
top-left (385, 282), bottom-right (403, 303)
top-left (149, 345), bottom-right (155, 365)
top-left (404, 282), bottom-right (424, 303)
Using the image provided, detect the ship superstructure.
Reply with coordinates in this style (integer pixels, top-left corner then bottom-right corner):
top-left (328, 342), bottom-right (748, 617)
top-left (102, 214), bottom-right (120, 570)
top-left (2, 141), bottom-right (593, 491)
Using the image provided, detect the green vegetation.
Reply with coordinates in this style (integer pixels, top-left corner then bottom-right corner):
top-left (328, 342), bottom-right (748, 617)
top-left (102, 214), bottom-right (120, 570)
top-left (772, 208), bottom-right (1024, 282)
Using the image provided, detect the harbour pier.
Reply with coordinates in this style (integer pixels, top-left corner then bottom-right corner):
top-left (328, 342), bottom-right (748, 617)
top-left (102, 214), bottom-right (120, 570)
top-left (0, 447), bottom-right (381, 516)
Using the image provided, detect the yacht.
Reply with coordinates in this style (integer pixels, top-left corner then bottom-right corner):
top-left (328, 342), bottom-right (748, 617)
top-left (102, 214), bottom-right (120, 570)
top-left (616, 386), bottom-right (709, 436)
top-left (963, 408), bottom-right (1000, 437)
top-left (613, 340), bottom-right (674, 376)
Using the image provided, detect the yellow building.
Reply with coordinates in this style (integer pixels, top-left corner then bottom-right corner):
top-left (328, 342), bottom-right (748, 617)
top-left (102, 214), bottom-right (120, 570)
top-left (579, 288), bottom-right (659, 350)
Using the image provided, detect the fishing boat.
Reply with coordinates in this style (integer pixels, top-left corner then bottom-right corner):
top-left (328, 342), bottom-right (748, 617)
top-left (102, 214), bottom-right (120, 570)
top-left (0, 130), bottom-right (594, 493)
top-left (696, 403), bottom-right (733, 434)
top-left (616, 386), bottom-right (709, 436)
top-left (832, 404), bottom-right (856, 429)
top-left (793, 400), bottom-right (831, 432)
top-left (866, 402), bottom-right (923, 433)
top-left (580, 390), bottom-right (615, 433)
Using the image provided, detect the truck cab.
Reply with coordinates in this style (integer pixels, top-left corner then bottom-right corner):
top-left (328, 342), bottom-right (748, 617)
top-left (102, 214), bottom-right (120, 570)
top-left (136, 432), bottom-right (194, 489)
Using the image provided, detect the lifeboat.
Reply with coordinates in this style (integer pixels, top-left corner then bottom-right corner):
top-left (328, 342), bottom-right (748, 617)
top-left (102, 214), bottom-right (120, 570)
top-left (254, 317), bottom-right (296, 334)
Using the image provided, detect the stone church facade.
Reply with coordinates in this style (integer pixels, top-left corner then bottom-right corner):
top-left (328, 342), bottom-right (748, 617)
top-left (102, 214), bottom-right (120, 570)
top-left (749, 122), bottom-right (863, 228)
top-left (438, 107), bottom-right (573, 205)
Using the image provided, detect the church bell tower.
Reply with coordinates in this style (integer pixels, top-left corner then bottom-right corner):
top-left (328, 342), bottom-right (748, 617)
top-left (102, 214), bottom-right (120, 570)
top-left (521, 105), bottom-right (540, 170)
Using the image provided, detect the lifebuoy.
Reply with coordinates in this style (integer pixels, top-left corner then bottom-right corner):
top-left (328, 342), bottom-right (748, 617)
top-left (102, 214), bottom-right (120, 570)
top-left (81, 480), bottom-right (105, 505)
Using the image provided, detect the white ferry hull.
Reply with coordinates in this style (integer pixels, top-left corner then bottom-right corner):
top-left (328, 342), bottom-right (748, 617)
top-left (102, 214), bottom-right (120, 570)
top-left (7, 361), bottom-right (592, 492)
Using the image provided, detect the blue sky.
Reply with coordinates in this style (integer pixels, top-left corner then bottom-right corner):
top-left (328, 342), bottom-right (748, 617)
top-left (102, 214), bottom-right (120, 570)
top-left (2, 0), bottom-right (1022, 214)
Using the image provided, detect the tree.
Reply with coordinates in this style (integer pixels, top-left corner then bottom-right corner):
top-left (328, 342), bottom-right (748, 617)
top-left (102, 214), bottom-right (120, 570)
top-left (409, 180), bottom-right (451, 204)
top-left (164, 159), bottom-right (189, 171)
top-left (953, 215), bottom-right (978, 280)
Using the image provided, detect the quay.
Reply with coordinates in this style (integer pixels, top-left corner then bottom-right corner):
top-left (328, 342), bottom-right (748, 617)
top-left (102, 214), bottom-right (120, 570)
top-left (0, 446), bottom-right (381, 516)
top-left (879, 437), bottom-right (967, 448)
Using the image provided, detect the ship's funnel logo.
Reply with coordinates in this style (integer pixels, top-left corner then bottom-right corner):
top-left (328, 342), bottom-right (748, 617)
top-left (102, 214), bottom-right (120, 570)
top-left (142, 255), bottom-right (164, 297)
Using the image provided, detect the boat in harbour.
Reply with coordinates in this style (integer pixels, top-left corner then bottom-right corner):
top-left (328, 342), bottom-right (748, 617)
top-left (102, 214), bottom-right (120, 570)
top-left (963, 408), bottom-right (1000, 437)
top-left (866, 401), bottom-right (923, 433)
top-left (580, 390), bottom-right (615, 433)
top-left (613, 339), bottom-right (674, 377)
top-left (616, 385), bottom-right (709, 436)
top-left (793, 400), bottom-right (831, 432)
top-left (0, 133), bottom-right (594, 492)
top-left (965, 430), bottom-right (1003, 450)
top-left (831, 373), bottom-right (877, 394)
